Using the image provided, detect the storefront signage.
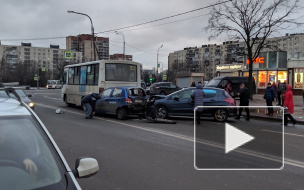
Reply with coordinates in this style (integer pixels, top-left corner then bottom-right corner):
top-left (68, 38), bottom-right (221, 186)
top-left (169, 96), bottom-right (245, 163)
top-left (246, 57), bottom-right (264, 64)
top-left (216, 65), bottom-right (242, 71)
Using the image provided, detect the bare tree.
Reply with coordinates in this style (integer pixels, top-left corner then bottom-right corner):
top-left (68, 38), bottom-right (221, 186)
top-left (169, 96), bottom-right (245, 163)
top-left (206, 0), bottom-right (302, 98)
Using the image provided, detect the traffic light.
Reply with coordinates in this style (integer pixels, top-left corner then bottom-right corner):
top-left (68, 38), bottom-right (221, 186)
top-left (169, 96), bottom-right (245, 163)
top-left (150, 78), bottom-right (152, 83)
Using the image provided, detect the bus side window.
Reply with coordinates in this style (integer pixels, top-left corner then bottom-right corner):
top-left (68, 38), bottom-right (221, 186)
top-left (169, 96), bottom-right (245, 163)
top-left (94, 64), bottom-right (99, 85)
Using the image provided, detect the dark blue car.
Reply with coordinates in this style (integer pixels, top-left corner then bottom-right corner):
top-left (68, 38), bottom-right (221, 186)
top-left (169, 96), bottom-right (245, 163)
top-left (95, 87), bottom-right (148, 120)
top-left (153, 87), bottom-right (237, 122)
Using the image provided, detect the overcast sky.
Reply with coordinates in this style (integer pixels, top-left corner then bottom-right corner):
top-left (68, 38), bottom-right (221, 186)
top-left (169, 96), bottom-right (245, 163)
top-left (1, 0), bottom-right (303, 70)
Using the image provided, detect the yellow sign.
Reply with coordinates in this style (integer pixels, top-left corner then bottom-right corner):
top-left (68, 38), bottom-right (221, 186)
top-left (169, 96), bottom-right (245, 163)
top-left (130, 66), bottom-right (136, 70)
top-left (34, 77), bottom-right (38, 81)
top-left (41, 67), bottom-right (45, 72)
top-left (163, 75), bottom-right (167, 80)
top-left (65, 51), bottom-right (72, 59)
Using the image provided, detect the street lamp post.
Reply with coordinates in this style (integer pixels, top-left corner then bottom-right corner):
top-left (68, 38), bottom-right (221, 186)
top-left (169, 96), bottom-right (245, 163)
top-left (156, 45), bottom-right (163, 82)
top-left (115, 31), bottom-right (125, 60)
top-left (67, 10), bottom-right (96, 61)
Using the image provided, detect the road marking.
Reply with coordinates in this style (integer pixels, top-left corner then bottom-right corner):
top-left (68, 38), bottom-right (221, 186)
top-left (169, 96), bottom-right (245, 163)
top-left (262, 129), bottom-right (304, 138)
top-left (43, 95), bottom-right (62, 101)
top-left (36, 103), bottom-right (304, 169)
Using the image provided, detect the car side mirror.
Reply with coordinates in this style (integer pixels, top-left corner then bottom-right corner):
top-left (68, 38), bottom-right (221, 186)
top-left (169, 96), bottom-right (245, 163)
top-left (74, 157), bottom-right (99, 178)
top-left (27, 94), bottom-right (32, 97)
top-left (173, 97), bottom-right (179, 101)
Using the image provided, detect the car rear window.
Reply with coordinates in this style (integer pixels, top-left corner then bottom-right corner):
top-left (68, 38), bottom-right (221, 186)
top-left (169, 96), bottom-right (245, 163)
top-left (128, 88), bottom-right (146, 96)
top-left (160, 83), bottom-right (170, 87)
top-left (203, 89), bottom-right (216, 98)
top-left (223, 91), bottom-right (231, 98)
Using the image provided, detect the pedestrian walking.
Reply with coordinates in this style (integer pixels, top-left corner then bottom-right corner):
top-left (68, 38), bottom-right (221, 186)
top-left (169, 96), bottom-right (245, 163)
top-left (225, 83), bottom-right (233, 97)
top-left (81, 93), bottom-right (101, 119)
top-left (264, 83), bottom-right (275, 116)
top-left (302, 89), bottom-right (304, 110)
top-left (191, 82), bottom-right (196, 87)
top-left (272, 82), bottom-right (278, 102)
top-left (235, 83), bottom-right (250, 121)
top-left (283, 85), bottom-right (296, 126)
top-left (281, 82), bottom-right (287, 106)
top-left (191, 83), bottom-right (204, 124)
top-left (277, 81), bottom-right (282, 106)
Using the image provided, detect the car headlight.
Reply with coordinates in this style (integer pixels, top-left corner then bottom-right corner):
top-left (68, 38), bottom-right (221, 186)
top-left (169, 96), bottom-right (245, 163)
top-left (28, 102), bottom-right (35, 107)
top-left (46, 85), bottom-right (48, 88)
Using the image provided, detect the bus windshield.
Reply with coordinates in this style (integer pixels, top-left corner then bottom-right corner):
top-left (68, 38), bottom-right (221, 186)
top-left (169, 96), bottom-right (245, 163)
top-left (105, 63), bottom-right (137, 82)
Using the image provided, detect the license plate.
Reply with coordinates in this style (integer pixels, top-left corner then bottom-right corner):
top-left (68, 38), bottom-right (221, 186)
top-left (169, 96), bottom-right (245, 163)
top-left (135, 100), bottom-right (142, 103)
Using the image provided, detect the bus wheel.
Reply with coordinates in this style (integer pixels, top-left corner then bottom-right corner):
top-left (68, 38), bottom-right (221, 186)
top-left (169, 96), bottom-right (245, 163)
top-left (117, 108), bottom-right (127, 120)
top-left (64, 95), bottom-right (71, 107)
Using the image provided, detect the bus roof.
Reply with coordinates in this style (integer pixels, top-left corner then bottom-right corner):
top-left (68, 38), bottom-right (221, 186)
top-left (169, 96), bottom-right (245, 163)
top-left (64, 60), bottom-right (140, 68)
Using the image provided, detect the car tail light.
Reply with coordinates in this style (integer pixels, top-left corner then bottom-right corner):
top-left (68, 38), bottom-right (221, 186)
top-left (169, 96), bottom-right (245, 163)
top-left (225, 98), bottom-right (235, 106)
top-left (125, 98), bottom-right (132, 104)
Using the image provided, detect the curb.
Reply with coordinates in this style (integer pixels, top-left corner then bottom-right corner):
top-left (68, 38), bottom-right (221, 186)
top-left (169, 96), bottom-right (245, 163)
top-left (248, 114), bottom-right (304, 125)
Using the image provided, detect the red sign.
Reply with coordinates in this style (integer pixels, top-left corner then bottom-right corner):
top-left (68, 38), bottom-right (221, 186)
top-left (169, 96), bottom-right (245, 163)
top-left (246, 57), bottom-right (264, 64)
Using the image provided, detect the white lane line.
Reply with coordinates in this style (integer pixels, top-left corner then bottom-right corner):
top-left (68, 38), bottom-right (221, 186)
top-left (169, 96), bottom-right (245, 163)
top-left (43, 95), bottom-right (62, 101)
top-left (36, 103), bottom-right (304, 169)
top-left (262, 129), bottom-right (304, 138)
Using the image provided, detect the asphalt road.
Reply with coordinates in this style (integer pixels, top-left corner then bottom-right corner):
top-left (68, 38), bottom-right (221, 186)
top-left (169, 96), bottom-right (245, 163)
top-left (27, 89), bottom-right (304, 190)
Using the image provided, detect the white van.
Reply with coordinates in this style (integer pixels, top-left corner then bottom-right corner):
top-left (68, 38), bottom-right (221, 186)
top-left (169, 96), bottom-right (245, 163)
top-left (46, 80), bottom-right (62, 89)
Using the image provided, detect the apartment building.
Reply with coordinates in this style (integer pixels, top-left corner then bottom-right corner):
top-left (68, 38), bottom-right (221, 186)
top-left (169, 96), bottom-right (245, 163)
top-left (66, 34), bottom-right (109, 62)
top-left (169, 33), bottom-right (304, 94)
top-left (0, 42), bottom-right (82, 74)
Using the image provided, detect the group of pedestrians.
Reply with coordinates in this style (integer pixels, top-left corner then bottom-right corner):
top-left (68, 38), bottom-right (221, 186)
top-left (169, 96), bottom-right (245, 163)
top-left (263, 81), bottom-right (296, 126)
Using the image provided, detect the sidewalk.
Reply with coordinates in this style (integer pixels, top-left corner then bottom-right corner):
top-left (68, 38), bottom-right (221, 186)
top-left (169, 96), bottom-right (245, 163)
top-left (236, 94), bottom-right (304, 124)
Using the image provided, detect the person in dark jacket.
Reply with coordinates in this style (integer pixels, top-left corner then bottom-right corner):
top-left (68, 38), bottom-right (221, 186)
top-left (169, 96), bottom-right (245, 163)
top-left (235, 83), bottom-right (250, 121)
top-left (264, 83), bottom-right (275, 116)
top-left (191, 82), bottom-right (196, 87)
top-left (81, 93), bottom-right (101, 119)
top-left (281, 82), bottom-right (287, 106)
top-left (191, 83), bottom-right (204, 124)
top-left (277, 81), bottom-right (283, 106)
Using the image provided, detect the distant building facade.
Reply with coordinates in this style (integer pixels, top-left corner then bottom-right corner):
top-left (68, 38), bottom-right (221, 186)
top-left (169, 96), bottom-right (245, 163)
top-left (0, 42), bottom-right (82, 76)
top-left (66, 34), bottom-right (109, 62)
top-left (168, 33), bottom-right (304, 94)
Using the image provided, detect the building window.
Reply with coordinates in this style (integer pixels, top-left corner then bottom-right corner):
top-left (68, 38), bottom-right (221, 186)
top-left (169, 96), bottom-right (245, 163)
top-left (278, 71), bottom-right (287, 83)
top-left (294, 68), bottom-right (303, 89)
top-left (268, 71), bottom-right (277, 84)
top-left (278, 52), bottom-right (287, 68)
top-left (268, 52), bottom-right (277, 68)
top-left (258, 71), bottom-right (267, 88)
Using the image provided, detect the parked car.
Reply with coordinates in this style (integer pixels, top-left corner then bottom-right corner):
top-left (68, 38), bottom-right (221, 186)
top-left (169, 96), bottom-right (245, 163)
top-left (46, 80), bottom-right (62, 89)
top-left (206, 76), bottom-right (256, 98)
top-left (153, 87), bottom-right (237, 122)
top-left (0, 88), bottom-right (99, 190)
top-left (149, 82), bottom-right (181, 95)
top-left (95, 86), bottom-right (148, 120)
top-left (7, 87), bottom-right (35, 110)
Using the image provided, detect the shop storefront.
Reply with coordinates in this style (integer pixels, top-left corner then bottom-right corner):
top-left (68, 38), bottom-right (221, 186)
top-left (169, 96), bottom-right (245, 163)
top-left (243, 51), bottom-right (288, 94)
top-left (215, 51), bottom-right (303, 94)
top-left (287, 60), bottom-right (304, 95)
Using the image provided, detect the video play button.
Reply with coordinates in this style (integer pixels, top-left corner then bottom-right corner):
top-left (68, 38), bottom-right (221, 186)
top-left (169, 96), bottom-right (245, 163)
top-left (225, 123), bottom-right (255, 154)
